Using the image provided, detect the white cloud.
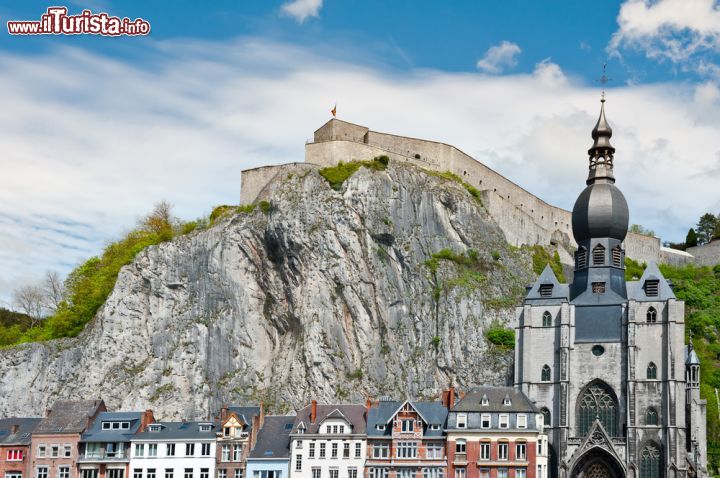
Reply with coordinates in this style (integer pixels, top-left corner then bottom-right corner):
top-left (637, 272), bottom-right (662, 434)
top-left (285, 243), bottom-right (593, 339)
top-left (610, 0), bottom-right (720, 65)
top-left (476, 41), bottom-right (521, 74)
top-left (281, 0), bottom-right (323, 23)
top-left (2, 38), bottom-right (720, 303)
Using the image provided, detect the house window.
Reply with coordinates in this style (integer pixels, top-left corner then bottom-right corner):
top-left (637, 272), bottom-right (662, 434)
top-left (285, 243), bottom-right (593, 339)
top-left (319, 443), bottom-right (326, 458)
top-left (167, 444), bottom-right (176, 457)
top-left (133, 470), bottom-right (142, 478)
top-left (233, 445), bottom-right (242, 461)
top-left (58, 467), bottom-right (70, 478)
top-left (233, 471), bottom-right (242, 478)
top-left (479, 443), bottom-right (490, 461)
top-left (541, 408), bottom-right (551, 427)
top-left (592, 282), bottom-right (606, 294)
top-left (201, 444), bottom-right (211, 456)
top-left (612, 246), bottom-right (622, 267)
top-left (148, 444), bottom-right (157, 457)
top-left (166, 470), bottom-right (173, 478)
top-left (332, 426), bottom-right (338, 434)
top-left (7, 450), bottom-right (23, 461)
top-left (454, 469), bottom-right (465, 478)
top-left (343, 443), bottom-right (350, 458)
top-left (645, 280), bottom-right (659, 297)
top-left (647, 362), bottom-right (657, 380)
top-left (539, 284), bottom-right (553, 298)
top-left (295, 454), bottom-right (302, 471)
top-left (499, 414), bottom-right (509, 429)
top-left (295, 440), bottom-right (301, 449)
top-left (184, 470), bottom-right (193, 478)
top-left (497, 470), bottom-right (508, 478)
top-left (479, 470), bottom-right (490, 478)
top-left (186, 444), bottom-right (195, 456)
top-left (331, 443), bottom-right (338, 459)
top-left (37, 445), bottom-right (46, 458)
top-left (516, 443), bottom-right (527, 461)
top-left (6, 473), bottom-right (22, 478)
top-left (135, 444), bottom-right (144, 457)
top-left (455, 440), bottom-right (466, 454)
top-left (368, 469), bottom-right (388, 478)
top-left (339, 425), bottom-right (345, 434)
top-left (224, 427), bottom-right (231, 437)
top-left (396, 442), bottom-right (418, 459)
top-left (149, 425), bottom-right (162, 432)
top-left (429, 424), bottom-right (441, 430)
top-left (401, 420), bottom-right (414, 432)
top-left (593, 244), bottom-right (605, 265)
top-left (372, 443), bottom-right (389, 459)
top-left (456, 414), bottom-right (467, 429)
top-left (326, 426), bottom-right (331, 434)
top-left (375, 425), bottom-right (385, 431)
top-left (311, 469), bottom-right (320, 478)
top-left (541, 365), bottom-right (551, 382)
top-left (647, 307), bottom-right (657, 323)
top-left (517, 414), bottom-right (527, 429)
top-left (51, 446), bottom-right (59, 458)
top-left (218, 471), bottom-right (227, 478)
top-left (422, 469), bottom-right (442, 478)
top-left (329, 471), bottom-right (338, 478)
top-left (646, 407), bottom-right (659, 426)
top-left (542, 311), bottom-right (552, 327)
top-left (148, 470), bottom-right (157, 478)
top-left (498, 443), bottom-right (508, 461)
top-left (63, 445), bottom-right (71, 458)
top-left (355, 442), bottom-right (362, 458)
top-left (308, 443), bottom-right (315, 458)
top-left (426, 442), bottom-right (444, 459)
top-left (221, 445), bottom-right (230, 462)
top-left (480, 414), bottom-right (491, 429)
top-left (37, 467), bottom-right (49, 478)
top-left (82, 471), bottom-right (99, 478)
top-left (348, 470), bottom-right (357, 478)
top-left (576, 248), bottom-right (587, 269)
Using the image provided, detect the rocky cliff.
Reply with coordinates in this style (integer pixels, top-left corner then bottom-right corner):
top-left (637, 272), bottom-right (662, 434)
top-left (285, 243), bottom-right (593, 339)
top-left (0, 161), bottom-right (536, 419)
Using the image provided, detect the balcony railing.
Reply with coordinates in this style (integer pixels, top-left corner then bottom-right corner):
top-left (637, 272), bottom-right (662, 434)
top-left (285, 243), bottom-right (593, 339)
top-left (78, 451), bottom-right (129, 462)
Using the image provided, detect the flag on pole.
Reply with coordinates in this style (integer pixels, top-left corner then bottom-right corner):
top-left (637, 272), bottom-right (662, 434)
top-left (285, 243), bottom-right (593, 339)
top-left (331, 104), bottom-right (337, 117)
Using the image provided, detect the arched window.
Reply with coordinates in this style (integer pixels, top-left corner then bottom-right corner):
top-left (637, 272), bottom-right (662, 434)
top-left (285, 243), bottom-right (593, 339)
top-left (647, 362), bottom-right (657, 380)
top-left (592, 244), bottom-right (605, 265)
top-left (646, 307), bottom-right (657, 323)
top-left (541, 408), bottom-right (551, 427)
top-left (576, 247), bottom-right (587, 269)
top-left (578, 382), bottom-right (618, 437)
top-left (542, 311), bottom-right (552, 327)
top-left (646, 407), bottom-right (658, 426)
top-left (639, 443), bottom-right (661, 478)
top-left (611, 245), bottom-right (622, 267)
top-left (541, 365), bottom-right (551, 382)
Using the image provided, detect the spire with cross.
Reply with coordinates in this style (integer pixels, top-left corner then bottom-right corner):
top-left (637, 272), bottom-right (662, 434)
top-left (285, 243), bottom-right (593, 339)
top-left (597, 63), bottom-right (612, 100)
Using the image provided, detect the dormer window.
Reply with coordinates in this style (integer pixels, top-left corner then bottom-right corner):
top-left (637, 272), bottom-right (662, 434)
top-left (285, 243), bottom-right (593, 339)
top-left (376, 424), bottom-right (385, 431)
top-left (503, 396), bottom-right (512, 406)
top-left (148, 424), bottom-right (162, 432)
top-left (592, 244), bottom-right (605, 265)
top-left (645, 280), bottom-right (659, 297)
top-left (199, 424), bottom-right (212, 432)
top-left (539, 284), bottom-right (553, 298)
top-left (481, 395), bottom-right (489, 406)
top-left (102, 422), bottom-right (130, 430)
top-left (297, 425), bottom-right (305, 435)
top-left (611, 246), bottom-right (622, 267)
top-left (429, 424), bottom-right (441, 431)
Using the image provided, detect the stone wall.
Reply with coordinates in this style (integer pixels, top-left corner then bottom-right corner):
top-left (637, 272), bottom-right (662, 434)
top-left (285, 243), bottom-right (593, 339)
top-left (659, 246), bottom-right (694, 267)
top-left (686, 239), bottom-right (720, 266)
top-left (240, 162), bottom-right (319, 205)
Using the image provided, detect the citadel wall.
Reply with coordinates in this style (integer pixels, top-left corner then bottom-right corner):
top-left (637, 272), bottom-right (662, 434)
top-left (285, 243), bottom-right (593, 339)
top-left (686, 239), bottom-right (720, 266)
top-left (239, 119), bottom-right (716, 267)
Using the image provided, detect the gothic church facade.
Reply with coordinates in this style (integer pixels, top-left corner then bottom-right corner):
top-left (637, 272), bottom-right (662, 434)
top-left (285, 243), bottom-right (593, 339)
top-left (514, 98), bottom-right (708, 478)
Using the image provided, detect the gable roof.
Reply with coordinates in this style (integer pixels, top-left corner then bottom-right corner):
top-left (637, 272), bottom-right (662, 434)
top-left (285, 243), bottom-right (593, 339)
top-left (0, 418), bottom-right (42, 445)
top-left (291, 404), bottom-right (366, 434)
top-left (249, 416), bottom-right (295, 460)
top-left (524, 265), bottom-right (569, 303)
top-left (451, 387), bottom-right (538, 413)
top-left (34, 400), bottom-right (106, 435)
top-left (627, 262), bottom-right (676, 301)
top-left (80, 412), bottom-right (145, 443)
top-left (223, 406), bottom-right (262, 433)
top-left (366, 400), bottom-right (447, 437)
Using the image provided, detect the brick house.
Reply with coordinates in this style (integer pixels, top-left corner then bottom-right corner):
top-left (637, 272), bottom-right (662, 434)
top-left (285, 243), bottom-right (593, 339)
top-left (445, 388), bottom-right (548, 478)
top-left (0, 418), bottom-right (42, 478)
top-left (215, 406), bottom-right (263, 478)
top-left (30, 400), bottom-right (107, 478)
top-left (365, 398), bottom-right (449, 478)
top-left (78, 411), bottom-right (155, 478)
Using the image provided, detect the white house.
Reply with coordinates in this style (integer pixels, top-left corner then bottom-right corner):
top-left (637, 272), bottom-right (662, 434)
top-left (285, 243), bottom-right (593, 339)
top-left (129, 422), bottom-right (217, 478)
top-left (288, 402), bottom-right (367, 478)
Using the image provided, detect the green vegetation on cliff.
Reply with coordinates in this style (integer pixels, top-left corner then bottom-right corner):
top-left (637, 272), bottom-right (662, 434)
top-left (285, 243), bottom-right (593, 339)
top-left (424, 169), bottom-right (483, 204)
top-left (528, 245), bottom-right (565, 282)
top-left (319, 155), bottom-right (389, 190)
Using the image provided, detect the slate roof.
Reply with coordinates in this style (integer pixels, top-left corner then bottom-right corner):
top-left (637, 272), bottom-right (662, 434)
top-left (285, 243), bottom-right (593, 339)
top-left (0, 418), bottom-right (42, 445)
top-left (627, 262), bottom-right (676, 301)
top-left (524, 265), bottom-right (569, 302)
top-left (225, 406), bottom-right (261, 433)
top-left (451, 387), bottom-right (538, 413)
top-left (80, 412), bottom-right (144, 443)
top-left (291, 404), bottom-right (366, 434)
top-left (34, 400), bottom-right (106, 435)
top-left (366, 400), bottom-right (448, 438)
top-left (685, 345), bottom-right (701, 365)
top-left (133, 421), bottom-right (217, 441)
top-left (249, 416), bottom-right (295, 460)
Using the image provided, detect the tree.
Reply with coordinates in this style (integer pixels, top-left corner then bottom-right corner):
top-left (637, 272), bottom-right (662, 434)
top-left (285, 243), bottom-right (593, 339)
top-left (12, 284), bottom-right (45, 327)
top-left (696, 213), bottom-right (719, 245)
top-left (686, 228), bottom-right (698, 248)
top-left (42, 270), bottom-right (66, 313)
top-left (629, 224), bottom-right (656, 237)
top-left (139, 200), bottom-right (177, 241)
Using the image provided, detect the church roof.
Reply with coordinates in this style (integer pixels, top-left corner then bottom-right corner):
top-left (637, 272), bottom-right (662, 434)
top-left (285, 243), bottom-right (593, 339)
top-left (524, 265), bottom-right (569, 303)
top-left (685, 345), bottom-right (701, 365)
top-left (626, 262), bottom-right (676, 301)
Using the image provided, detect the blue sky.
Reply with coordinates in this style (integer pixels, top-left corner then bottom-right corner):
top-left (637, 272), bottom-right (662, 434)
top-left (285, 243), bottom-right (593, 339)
top-left (2, 0), bottom-right (720, 304)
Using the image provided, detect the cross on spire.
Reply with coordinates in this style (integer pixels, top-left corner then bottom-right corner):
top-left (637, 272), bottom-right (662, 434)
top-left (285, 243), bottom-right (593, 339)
top-left (596, 64), bottom-right (612, 100)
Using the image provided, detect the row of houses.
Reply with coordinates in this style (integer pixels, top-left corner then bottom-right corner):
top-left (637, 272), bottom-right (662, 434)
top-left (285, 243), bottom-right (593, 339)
top-left (0, 388), bottom-right (548, 478)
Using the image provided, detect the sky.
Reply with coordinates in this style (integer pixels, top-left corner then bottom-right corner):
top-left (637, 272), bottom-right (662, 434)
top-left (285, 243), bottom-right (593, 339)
top-left (2, 0), bottom-right (720, 304)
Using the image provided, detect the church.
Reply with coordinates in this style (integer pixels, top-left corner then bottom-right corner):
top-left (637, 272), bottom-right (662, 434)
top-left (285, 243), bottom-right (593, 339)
top-left (514, 97), bottom-right (708, 478)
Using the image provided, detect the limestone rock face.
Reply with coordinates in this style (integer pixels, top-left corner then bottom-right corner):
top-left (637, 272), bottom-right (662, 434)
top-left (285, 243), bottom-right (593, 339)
top-left (0, 162), bottom-right (534, 418)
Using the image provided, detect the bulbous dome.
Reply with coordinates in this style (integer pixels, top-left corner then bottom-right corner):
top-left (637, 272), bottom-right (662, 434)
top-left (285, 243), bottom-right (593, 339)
top-left (572, 182), bottom-right (629, 243)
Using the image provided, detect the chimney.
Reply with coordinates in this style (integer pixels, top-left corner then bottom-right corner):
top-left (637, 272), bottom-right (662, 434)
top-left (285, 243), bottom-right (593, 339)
top-left (220, 406), bottom-right (229, 422)
top-left (365, 398), bottom-right (372, 410)
top-left (259, 402), bottom-right (265, 429)
top-left (10, 424), bottom-right (19, 435)
top-left (310, 400), bottom-right (318, 423)
top-left (141, 410), bottom-right (155, 431)
top-left (448, 387), bottom-right (456, 410)
top-left (440, 390), bottom-right (449, 408)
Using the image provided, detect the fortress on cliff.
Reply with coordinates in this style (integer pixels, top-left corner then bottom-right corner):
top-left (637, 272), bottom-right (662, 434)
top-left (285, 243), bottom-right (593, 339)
top-left (240, 118), bottom-right (720, 268)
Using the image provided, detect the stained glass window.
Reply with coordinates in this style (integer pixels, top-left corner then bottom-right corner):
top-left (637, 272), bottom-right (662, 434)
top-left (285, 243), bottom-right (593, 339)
top-left (578, 383), bottom-right (617, 437)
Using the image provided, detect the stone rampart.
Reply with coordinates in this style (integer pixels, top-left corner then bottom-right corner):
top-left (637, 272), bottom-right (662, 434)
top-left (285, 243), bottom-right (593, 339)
top-left (240, 162), bottom-right (319, 205)
top-left (686, 240), bottom-right (720, 266)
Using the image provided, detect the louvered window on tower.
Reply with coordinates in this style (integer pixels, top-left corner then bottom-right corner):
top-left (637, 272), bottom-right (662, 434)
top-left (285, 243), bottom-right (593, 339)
top-left (539, 284), bottom-right (553, 298)
top-left (576, 248), bottom-right (587, 269)
top-left (645, 280), bottom-right (659, 297)
top-left (611, 246), bottom-right (622, 267)
top-left (592, 244), bottom-right (605, 265)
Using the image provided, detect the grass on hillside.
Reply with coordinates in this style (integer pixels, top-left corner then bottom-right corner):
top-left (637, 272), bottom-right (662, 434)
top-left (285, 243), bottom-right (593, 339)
top-left (319, 155), bottom-right (389, 190)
